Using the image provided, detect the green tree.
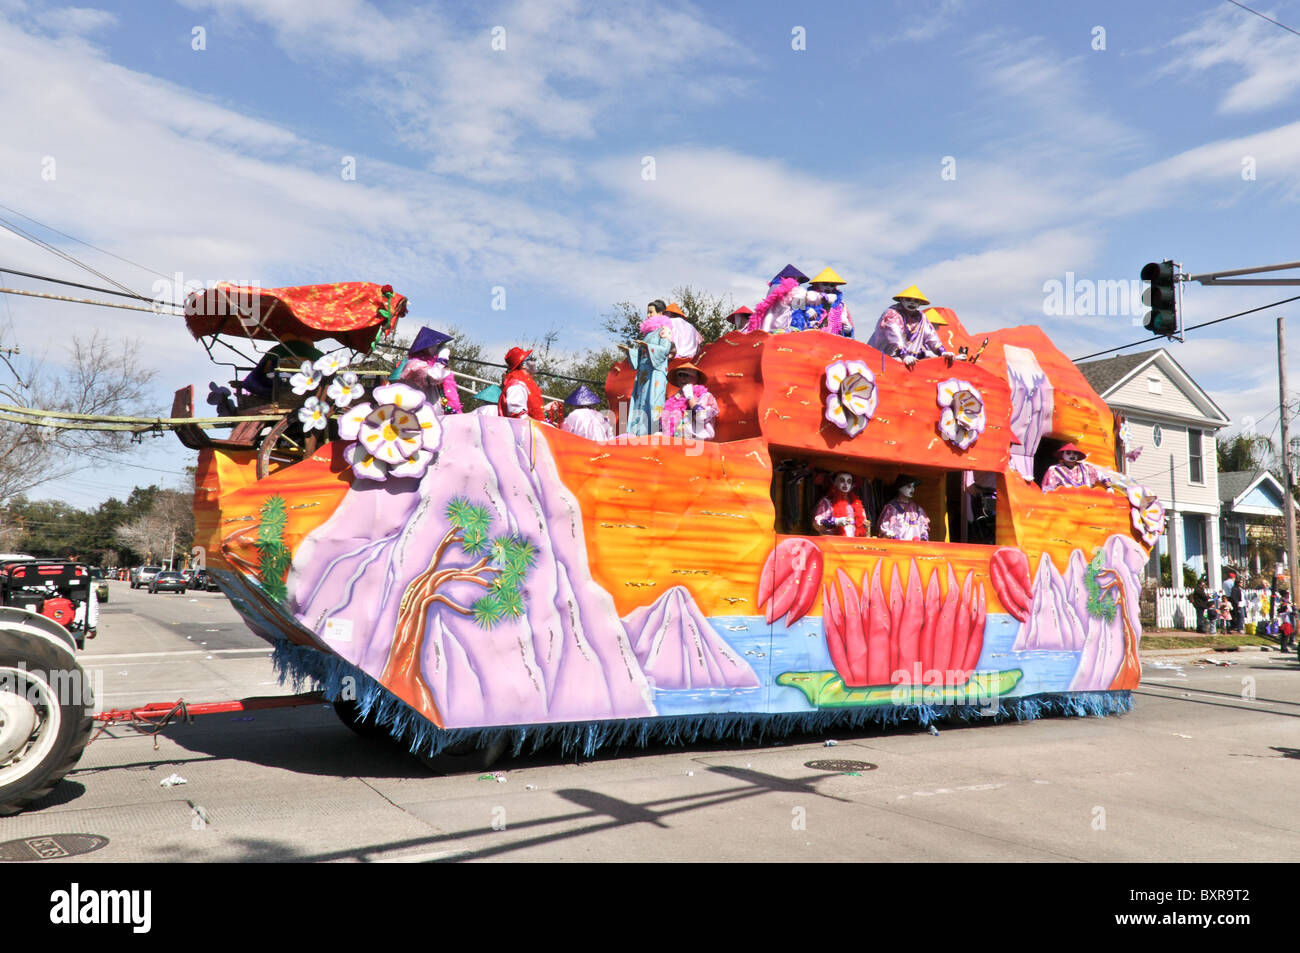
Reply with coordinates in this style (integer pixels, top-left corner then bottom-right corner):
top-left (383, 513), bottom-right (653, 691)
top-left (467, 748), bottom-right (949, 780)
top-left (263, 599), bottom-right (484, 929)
top-left (1217, 433), bottom-right (1276, 475)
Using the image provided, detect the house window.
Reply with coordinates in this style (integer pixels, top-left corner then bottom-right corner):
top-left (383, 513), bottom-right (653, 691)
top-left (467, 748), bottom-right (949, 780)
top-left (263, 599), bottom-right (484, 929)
top-left (1189, 429), bottom-right (1203, 483)
top-left (1153, 424), bottom-right (1163, 447)
top-left (1147, 376), bottom-right (1162, 394)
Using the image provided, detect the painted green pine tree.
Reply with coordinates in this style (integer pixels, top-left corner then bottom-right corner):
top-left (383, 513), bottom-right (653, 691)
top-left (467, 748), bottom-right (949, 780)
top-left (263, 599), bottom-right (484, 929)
top-left (1084, 550), bottom-right (1118, 623)
top-left (256, 494), bottom-right (292, 603)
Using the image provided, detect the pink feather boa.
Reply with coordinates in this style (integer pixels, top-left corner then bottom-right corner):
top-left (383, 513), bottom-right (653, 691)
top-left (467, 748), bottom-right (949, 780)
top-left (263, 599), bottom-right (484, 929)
top-left (660, 386), bottom-right (713, 437)
top-left (747, 277), bottom-right (797, 332)
top-left (640, 314), bottom-right (671, 336)
top-left (401, 355), bottom-right (462, 413)
top-left (827, 295), bottom-right (844, 336)
top-left (441, 370), bottom-right (463, 414)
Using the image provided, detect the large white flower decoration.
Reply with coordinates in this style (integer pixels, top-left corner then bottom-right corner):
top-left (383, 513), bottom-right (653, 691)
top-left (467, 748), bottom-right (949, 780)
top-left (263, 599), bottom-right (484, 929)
top-left (1127, 484), bottom-right (1165, 546)
top-left (297, 396), bottom-right (331, 432)
top-left (937, 378), bottom-right (986, 450)
top-left (823, 359), bottom-right (877, 438)
top-left (326, 371), bottom-right (364, 408)
top-left (337, 382), bottom-right (441, 482)
top-left (314, 353), bottom-right (344, 377)
top-left (289, 360), bottom-right (323, 396)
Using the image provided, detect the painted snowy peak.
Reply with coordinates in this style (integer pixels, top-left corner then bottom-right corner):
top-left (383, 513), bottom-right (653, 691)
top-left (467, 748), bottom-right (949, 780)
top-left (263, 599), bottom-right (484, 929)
top-left (1013, 534), bottom-right (1145, 691)
top-left (286, 414), bottom-right (656, 728)
top-left (622, 586), bottom-right (760, 690)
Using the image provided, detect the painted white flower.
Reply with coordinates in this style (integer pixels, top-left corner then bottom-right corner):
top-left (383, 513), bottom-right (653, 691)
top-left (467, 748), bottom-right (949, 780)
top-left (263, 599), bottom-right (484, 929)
top-left (297, 396), bottom-right (331, 432)
top-left (1117, 419), bottom-right (1133, 447)
top-left (314, 353), bottom-right (345, 377)
top-left (822, 359), bottom-right (877, 438)
top-left (1127, 484), bottom-right (1165, 546)
top-left (327, 371), bottom-right (364, 408)
top-left (289, 360), bottom-right (322, 396)
top-left (344, 441), bottom-right (388, 482)
top-left (937, 378), bottom-right (986, 450)
top-left (337, 384), bottom-right (442, 483)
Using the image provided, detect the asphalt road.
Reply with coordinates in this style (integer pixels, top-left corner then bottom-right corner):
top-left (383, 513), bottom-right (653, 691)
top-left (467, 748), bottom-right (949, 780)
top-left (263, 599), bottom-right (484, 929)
top-left (2, 581), bottom-right (1298, 862)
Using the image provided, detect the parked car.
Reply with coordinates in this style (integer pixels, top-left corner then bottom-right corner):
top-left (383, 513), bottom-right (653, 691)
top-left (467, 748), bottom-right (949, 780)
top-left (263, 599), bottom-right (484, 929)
top-left (131, 565), bottom-right (163, 589)
top-left (190, 570), bottom-right (221, 592)
top-left (149, 570), bottom-right (187, 594)
top-left (88, 567), bottom-right (109, 603)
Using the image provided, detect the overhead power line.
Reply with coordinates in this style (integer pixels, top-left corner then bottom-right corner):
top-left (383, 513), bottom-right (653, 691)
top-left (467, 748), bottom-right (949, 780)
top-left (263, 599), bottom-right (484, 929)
top-left (0, 266), bottom-right (180, 306)
top-left (0, 201), bottom-right (173, 282)
top-left (1073, 294), bottom-right (1300, 362)
top-left (1224, 0), bottom-right (1300, 38)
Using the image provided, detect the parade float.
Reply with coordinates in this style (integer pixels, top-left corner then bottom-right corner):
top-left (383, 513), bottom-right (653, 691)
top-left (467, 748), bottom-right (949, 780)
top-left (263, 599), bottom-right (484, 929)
top-left (173, 279), bottom-right (1165, 760)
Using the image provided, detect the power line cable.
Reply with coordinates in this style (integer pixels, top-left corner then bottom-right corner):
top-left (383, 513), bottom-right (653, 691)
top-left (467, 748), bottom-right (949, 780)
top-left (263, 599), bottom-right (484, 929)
top-left (0, 266), bottom-right (180, 306)
top-left (1224, 0), bottom-right (1300, 37)
top-left (1073, 294), bottom-right (1300, 361)
top-left (0, 201), bottom-right (173, 282)
top-left (0, 214), bottom-right (141, 299)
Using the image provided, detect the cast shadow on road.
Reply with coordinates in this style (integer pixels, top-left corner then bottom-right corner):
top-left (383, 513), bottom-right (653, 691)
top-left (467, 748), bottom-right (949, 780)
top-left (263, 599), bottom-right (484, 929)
top-left (133, 762), bottom-right (860, 863)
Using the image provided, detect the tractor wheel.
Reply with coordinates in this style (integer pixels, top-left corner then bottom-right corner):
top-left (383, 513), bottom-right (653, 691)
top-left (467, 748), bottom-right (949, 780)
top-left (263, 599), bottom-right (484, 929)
top-left (0, 624), bottom-right (94, 816)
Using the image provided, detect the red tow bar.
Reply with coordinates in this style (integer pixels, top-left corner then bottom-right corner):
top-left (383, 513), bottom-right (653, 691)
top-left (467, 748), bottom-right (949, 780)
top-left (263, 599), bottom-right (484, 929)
top-left (91, 692), bottom-right (325, 748)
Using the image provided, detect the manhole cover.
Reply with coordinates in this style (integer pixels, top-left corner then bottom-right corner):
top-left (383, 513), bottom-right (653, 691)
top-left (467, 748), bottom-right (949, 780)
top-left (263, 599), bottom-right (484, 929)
top-left (0, 834), bottom-right (109, 862)
top-left (805, 759), bottom-right (877, 772)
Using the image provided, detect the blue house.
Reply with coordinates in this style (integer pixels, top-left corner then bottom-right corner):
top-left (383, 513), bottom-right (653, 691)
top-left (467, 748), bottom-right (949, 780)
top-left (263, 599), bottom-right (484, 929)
top-left (1218, 470), bottom-right (1296, 579)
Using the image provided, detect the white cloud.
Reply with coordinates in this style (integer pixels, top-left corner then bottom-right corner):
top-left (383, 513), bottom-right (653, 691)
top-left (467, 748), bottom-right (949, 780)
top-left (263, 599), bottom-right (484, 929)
top-left (1171, 5), bottom-right (1300, 114)
top-left (34, 5), bottom-right (117, 35)
top-left (182, 0), bottom-right (754, 183)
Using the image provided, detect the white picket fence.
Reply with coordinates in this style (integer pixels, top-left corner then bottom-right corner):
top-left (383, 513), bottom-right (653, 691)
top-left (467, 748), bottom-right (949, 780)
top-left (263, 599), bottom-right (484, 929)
top-left (1153, 587), bottom-right (1270, 630)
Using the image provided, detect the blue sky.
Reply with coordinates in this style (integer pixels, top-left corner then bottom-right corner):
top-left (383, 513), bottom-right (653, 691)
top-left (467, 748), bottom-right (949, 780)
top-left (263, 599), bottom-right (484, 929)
top-left (1, 0), bottom-right (1299, 508)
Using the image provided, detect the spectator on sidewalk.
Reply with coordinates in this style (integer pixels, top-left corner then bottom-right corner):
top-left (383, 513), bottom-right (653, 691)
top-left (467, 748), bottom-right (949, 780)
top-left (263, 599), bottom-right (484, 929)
top-left (1191, 579), bottom-right (1211, 634)
top-left (1226, 571), bottom-right (1244, 632)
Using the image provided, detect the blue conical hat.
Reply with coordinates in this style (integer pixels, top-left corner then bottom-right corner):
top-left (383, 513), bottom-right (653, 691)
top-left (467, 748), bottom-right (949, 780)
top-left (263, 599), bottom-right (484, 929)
top-left (565, 384), bottom-right (601, 407)
top-left (771, 264), bottom-right (808, 284)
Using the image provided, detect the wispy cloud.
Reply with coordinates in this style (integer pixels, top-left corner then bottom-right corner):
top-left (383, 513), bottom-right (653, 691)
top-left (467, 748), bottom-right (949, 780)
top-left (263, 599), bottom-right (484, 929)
top-left (1171, 3), bottom-right (1300, 114)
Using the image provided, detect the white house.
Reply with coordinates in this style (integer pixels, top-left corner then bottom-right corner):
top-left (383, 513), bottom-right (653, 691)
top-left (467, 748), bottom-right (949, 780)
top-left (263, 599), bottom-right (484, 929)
top-left (1075, 349), bottom-right (1231, 589)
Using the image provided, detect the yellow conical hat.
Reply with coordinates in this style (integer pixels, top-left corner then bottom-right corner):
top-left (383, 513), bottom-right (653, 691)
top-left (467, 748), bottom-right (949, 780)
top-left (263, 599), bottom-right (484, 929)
top-left (893, 284), bottom-right (930, 304)
top-left (923, 307), bottom-right (947, 326)
top-left (808, 267), bottom-right (846, 285)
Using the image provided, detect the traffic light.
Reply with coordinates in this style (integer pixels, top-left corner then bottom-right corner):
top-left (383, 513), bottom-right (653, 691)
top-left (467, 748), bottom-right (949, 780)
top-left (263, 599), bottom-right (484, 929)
top-left (1141, 260), bottom-right (1178, 336)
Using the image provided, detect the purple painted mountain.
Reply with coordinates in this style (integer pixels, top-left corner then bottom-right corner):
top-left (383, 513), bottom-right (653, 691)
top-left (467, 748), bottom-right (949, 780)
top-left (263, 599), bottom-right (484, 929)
top-left (286, 415), bottom-right (656, 728)
top-left (1016, 554), bottom-right (1085, 651)
top-left (622, 586), bottom-right (759, 690)
top-left (1012, 534), bottom-right (1146, 691)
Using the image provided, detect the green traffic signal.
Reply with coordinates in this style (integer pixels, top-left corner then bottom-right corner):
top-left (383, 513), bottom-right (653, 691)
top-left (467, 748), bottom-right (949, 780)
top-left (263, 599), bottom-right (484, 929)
top-left (1141, 260), bottom-right (1178, 336)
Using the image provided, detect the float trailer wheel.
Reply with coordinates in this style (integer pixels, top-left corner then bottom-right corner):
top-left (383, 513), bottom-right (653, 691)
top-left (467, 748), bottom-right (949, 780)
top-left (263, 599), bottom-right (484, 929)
top-left (255, 415), bottom-right (321, 480)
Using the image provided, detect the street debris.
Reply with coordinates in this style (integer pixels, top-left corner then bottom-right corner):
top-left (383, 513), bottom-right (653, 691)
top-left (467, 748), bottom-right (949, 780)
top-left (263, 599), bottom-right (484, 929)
top-left (159, 773), bottom-right (187, 787)
top-left (928, 725), bottom-right (940, 736)
top-left (823, 739), bottom-right (838, 747)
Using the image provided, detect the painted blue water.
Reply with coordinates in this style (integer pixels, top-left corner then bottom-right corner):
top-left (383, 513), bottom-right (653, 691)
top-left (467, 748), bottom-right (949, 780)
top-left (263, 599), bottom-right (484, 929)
top-left (651, 613), bottom-right (1083, 715)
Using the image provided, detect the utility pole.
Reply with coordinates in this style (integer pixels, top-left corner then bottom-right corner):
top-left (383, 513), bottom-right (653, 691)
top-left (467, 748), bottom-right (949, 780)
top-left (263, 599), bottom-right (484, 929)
top-left (1278, 317), bottom-right (1298, 595)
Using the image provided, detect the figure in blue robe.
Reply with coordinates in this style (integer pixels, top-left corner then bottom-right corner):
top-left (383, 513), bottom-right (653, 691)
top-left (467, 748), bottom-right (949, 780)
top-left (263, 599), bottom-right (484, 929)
top-left (621, 322), bottom-right (673, 436)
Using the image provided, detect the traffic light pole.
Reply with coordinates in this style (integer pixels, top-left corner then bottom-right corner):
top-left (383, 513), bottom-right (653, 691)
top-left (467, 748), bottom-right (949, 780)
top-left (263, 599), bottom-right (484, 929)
top-left (1278, 317), bottom-right (1298, 598)
top-left (1187, 261), bottom-right (1300, 286)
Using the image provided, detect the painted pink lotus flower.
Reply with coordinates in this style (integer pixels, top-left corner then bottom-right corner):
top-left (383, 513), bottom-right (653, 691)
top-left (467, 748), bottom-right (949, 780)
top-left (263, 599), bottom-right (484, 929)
top-left (338, 382), bottom-right (441, 482)
top-left (758, 538), bottom-right (824, 624)
top-left (936, 378), bottom-right (985, 450)
top-left (1127, 484), bottom-right (1165, 545)
top-left (823, 359), bottom-right (877, 438)
top-left (822, 559), bottom-right (986, 688)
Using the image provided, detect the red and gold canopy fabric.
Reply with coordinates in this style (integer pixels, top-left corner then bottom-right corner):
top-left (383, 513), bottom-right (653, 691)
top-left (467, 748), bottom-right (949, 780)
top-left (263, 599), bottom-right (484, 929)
top-left (184, 282), bottom-right (408, 351)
